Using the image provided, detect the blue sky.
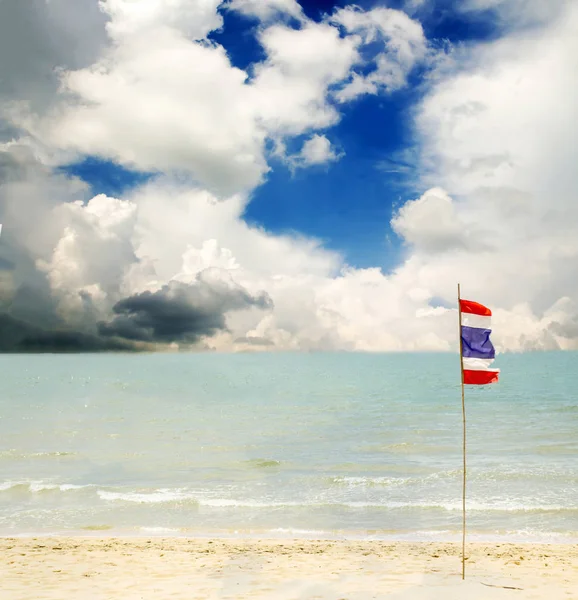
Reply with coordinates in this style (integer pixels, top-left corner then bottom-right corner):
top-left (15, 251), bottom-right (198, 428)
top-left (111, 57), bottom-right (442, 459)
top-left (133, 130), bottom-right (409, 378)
top-left (62, 0), bottom-right (501, 271)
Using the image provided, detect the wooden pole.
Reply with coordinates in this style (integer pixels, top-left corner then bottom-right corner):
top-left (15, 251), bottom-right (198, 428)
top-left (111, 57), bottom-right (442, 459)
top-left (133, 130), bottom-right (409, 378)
top-left (458, 283), bottom-right (466, 580)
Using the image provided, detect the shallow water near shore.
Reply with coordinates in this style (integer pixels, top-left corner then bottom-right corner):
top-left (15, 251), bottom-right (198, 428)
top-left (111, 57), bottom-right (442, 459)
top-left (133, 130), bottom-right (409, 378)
top-left (1, 352), bottom-right (576, 541)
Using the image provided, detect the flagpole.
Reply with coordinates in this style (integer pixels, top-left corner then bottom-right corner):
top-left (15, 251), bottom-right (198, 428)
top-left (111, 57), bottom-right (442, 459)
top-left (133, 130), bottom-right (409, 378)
top-left (458, 283), bottom-right (466, 580)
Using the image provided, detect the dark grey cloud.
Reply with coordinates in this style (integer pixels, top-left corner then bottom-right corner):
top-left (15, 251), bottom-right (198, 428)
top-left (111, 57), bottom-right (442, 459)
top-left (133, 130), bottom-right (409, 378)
top-left (549, 317), bottom-right (578, 339)
top-left (98, 275), bottom-right (273, 344)
top-left (0, 276), bottom-right (138, 352)
top-left (0, 313), bottom-right (136, 353)
top-left (0, 256), bottom-right (14, 271)
top-left (0, 262), bottom-right (273, 351)
top-left (0, 0), bottom-right (107, 117)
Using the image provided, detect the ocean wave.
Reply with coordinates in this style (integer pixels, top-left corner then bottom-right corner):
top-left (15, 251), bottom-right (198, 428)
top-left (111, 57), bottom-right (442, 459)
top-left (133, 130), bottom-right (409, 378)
top-left (95, 489), bottom-right (578, 513)
top-left (139, 526), bottom-right (182, 534)
top-left (343, 500), bottom-right (578, 513)
top-left (552, 405), bottom-right (578, 413)
top-left (329, 470), bottom-right (462, 488)
top-left (472, 467), bottom-right (578, 483)
top-left (97, 489), bottom-right (194, 504)
top-left (97, 491), bottom-right (306, 507)
top-left (0, 481), bottom-right (91, 494)
top-left (535, 444), bottom-right (578, 455)
top-left (329, 468), bottom-right (578, 486)
top-left (4, 481), bottom-right (576, 516)
top-left (329, 476), bottom-right (411, 488)
top-left (0, 450), bottom-right (77, 460)
top-left (243, 459), bottom-right (282, 468)
top-left (203, 499), bottom-right (578, 513)
top-left (199, 499), bottom-right (304, 508)
top-left (376, 442), bottom-right (455, 454)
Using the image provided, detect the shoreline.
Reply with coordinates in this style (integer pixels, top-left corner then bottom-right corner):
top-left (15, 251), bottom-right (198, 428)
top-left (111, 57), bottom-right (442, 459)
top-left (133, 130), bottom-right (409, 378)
top-left (2, 538), bottom-right (576, 599)
top-left (2, 529), bottom-right (577, 545)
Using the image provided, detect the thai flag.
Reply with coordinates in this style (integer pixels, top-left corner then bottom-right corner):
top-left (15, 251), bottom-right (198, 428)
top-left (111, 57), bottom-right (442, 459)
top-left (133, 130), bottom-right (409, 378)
top-left (460, 299), bottom-right (500, 385)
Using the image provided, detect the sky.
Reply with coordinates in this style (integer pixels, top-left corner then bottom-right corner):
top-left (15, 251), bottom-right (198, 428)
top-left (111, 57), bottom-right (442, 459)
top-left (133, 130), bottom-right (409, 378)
top-left (0, 0), bottom-right (577, 353)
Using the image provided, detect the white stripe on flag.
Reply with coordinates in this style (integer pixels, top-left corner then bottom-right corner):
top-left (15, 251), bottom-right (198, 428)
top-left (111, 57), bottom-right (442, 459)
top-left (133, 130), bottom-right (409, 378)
top-left (462, 357), bottom-right (500, 372)
top-left (461, 313), bottom-right (491, 329)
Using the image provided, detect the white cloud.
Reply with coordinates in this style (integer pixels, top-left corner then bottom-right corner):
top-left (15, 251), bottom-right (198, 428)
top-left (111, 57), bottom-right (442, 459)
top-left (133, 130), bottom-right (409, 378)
top-left (250, 21), bottom-right (361, 136)
top-left (382, 0), bottom-right (578, 349)
top-left (391, 188), bottom-right (477, 253)
top-left (36, 194), bottom-right (138, 325)
top-left (18, 32), bottom-right (267, 197)
top-left (416, 16), bottom-right (578, 199)
top-left (292, 134), bottom-right (341, 168)
top-left (0, 144), bottom-right (89, 263)
top-left (99, 0), bottom-right (223, 40)
top-left (459, 0), bottom-right (569, 27)
top-left (332, 6), bottom-right (428, 101)
top-left (403, 0), bottom-right (427, 14)
top-left (228, 0), bottom-right (303, 22)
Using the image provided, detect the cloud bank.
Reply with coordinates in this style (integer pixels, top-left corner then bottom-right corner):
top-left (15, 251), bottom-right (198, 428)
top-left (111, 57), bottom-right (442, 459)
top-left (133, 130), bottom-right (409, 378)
top-left (0, 0), bottom-right (577, 352)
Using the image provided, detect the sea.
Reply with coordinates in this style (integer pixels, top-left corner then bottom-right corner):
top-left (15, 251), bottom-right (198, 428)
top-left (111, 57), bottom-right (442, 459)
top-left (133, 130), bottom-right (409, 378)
top-left (1, 352), bottom-right (576, 543)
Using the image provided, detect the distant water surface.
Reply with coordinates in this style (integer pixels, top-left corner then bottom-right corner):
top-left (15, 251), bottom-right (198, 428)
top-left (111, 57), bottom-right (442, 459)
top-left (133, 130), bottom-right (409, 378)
top-left (0, 352), bottom-right (576, 542)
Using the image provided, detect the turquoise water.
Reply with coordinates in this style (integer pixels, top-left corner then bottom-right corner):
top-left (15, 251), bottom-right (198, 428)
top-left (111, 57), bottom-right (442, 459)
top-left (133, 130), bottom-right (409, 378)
top-left (0, 352), bottom-right (576, 541)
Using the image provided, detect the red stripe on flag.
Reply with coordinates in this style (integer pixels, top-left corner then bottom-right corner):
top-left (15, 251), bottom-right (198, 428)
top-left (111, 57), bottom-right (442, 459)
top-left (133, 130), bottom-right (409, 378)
top-left (463, 369), bottom-right (499, 385)
top-left (459, 299), bottom-right (492, 316)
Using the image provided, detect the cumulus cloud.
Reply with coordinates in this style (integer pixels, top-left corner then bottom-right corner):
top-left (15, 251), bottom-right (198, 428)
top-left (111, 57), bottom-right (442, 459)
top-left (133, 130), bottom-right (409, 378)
top-left (391, 188), bottom-right (491, 254)
top-left (1, 0), bottom-right (577, 353)
top-left (99, 271), bottom-right (272, 343)
top-left (21, 35), bottom-right (265, 196)
top-left (228, 0), bottom-right (303, 22)
top-left (0, 164), bottom-right (340, 351)
top-left (332, 6), bottom-right (428, 101)
top-left (410, 1), bottom-right (578, 313)
top-left (36, 194), bottom-right (138, 326)
top-left (251, 21), bottom-right (361, 136)
top-left (289, 134), bottom-right (342, 169)
top-left (100, 0), bottom-right (223, 40)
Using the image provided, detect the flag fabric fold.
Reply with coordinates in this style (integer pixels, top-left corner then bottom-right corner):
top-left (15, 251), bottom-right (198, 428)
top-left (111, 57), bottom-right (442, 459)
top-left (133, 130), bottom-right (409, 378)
top-left (459, 299), bottom-right (499, 385)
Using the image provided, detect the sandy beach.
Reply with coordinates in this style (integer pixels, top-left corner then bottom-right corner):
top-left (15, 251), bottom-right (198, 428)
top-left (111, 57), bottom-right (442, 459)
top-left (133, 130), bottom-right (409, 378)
top-left (1, 538), bottom-right (576, 600)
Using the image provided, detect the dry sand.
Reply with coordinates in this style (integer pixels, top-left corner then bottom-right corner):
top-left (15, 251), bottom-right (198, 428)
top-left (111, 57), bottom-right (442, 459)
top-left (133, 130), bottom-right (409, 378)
top-left (1, 538), bottom-right (576, 599)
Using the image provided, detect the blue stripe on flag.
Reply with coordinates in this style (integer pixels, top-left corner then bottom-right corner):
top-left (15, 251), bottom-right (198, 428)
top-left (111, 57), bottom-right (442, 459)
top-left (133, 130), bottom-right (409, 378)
top-left (461, 326), bottom-right (495, 359)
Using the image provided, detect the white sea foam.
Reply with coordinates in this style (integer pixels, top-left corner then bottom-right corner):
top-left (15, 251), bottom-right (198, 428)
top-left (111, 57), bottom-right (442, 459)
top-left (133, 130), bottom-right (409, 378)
top-left (0, 450), bottom-right (77, 460)
top-left (268, 528), bottom-right (329, 537)
top-left (0, 481), bottom-right (91, 493)
top-left (329, 471), bottom-right (463, 488)
top-left (93, 490), bottom-right (578, 513)
top-left (98, 489), bottom-right (193, 504)
top-left (3, 481), bottom-right (576, 515)
top-left (329, 476), bottom-right (411, 488)
top-left (139, 526), bottom-right (181, 534)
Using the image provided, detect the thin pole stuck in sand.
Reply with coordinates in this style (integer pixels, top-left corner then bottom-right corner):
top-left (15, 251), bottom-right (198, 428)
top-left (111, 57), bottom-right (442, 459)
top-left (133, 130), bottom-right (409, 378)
top-left (457, 283), bottom-right (466, 580)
